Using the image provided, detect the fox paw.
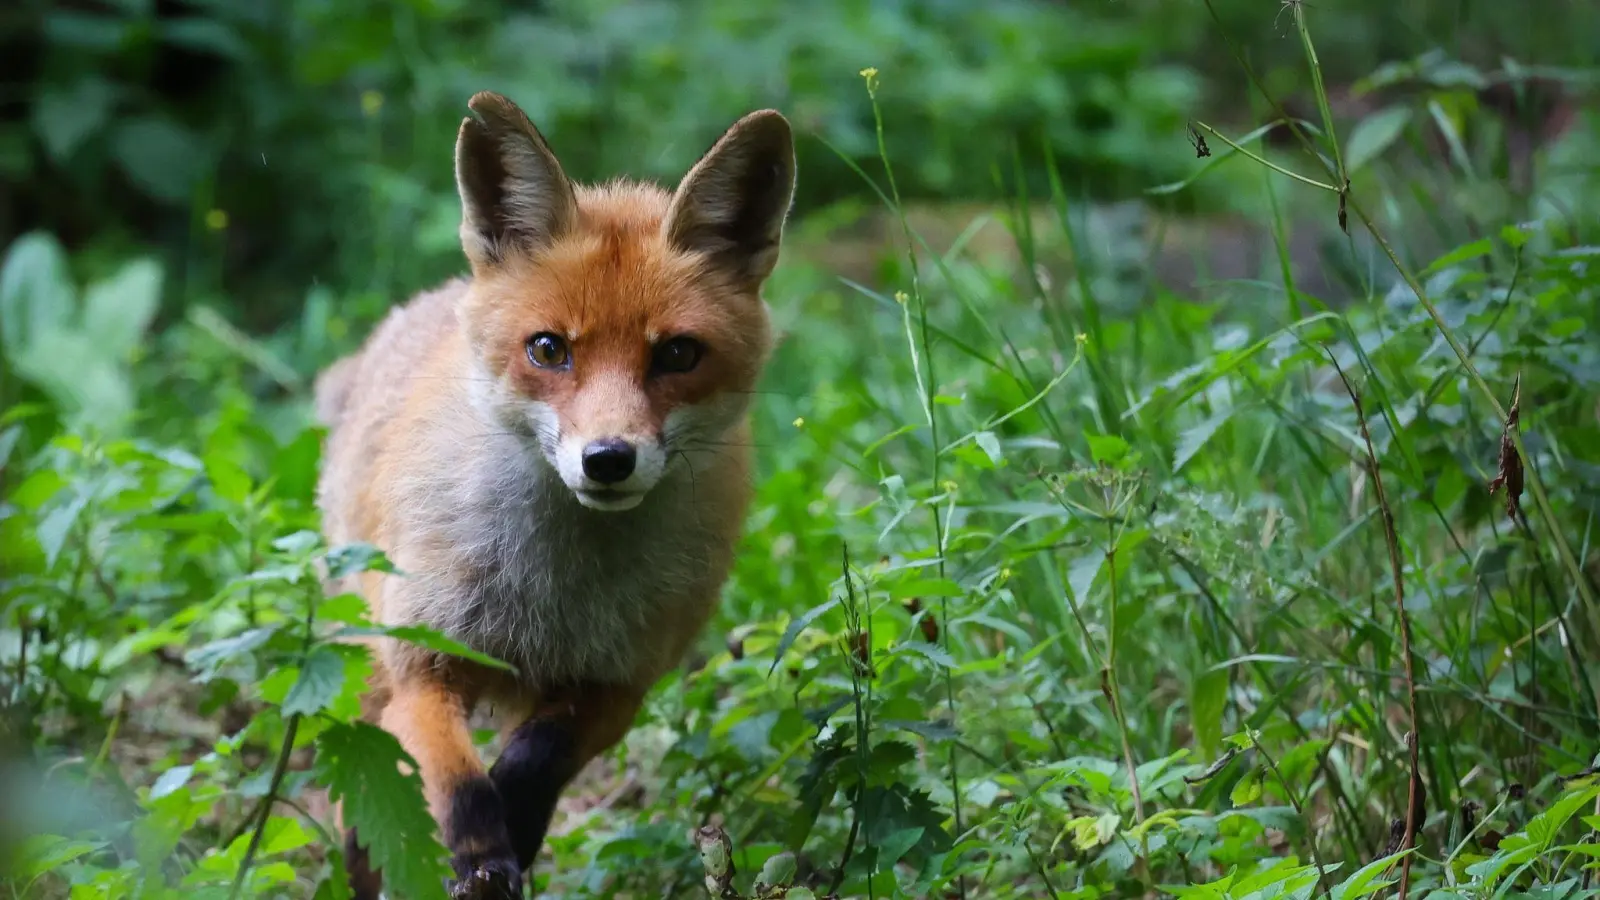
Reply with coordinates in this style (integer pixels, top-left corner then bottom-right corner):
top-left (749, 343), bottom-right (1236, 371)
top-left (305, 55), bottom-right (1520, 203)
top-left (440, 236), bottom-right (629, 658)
top-left (447, 856), bottom-right (521, 900)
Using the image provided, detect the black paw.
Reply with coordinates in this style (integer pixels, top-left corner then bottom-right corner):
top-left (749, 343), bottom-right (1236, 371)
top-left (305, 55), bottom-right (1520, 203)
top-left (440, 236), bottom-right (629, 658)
top-left (447, 854), bottom-right (521, 900)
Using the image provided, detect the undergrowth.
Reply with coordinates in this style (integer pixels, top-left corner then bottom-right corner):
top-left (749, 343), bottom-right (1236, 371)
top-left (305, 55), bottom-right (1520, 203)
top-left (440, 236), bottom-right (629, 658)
top-left (3, 5), bottom-right (1599, 900)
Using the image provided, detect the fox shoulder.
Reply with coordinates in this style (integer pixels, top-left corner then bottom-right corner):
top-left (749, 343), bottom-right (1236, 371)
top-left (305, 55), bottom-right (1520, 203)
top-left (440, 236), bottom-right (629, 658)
top-left (312, 354), bottom-right (360, 428)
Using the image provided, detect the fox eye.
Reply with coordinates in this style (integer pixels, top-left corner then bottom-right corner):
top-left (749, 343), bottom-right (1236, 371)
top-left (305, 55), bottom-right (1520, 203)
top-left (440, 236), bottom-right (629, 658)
top-left (526, 333), bottom-right (570, 369)
top-left (652, 336), bottom-right (704, 374)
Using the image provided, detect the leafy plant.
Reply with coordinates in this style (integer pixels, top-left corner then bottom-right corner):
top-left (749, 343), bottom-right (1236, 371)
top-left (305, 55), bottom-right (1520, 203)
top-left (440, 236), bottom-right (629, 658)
top-left (0, 232), bottom-right (162, 430)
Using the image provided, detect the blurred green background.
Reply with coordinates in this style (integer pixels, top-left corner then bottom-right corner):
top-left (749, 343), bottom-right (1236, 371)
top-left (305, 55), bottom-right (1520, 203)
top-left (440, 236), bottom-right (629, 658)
top-left (5, 2), bottom-right (1600, 898)
top-left (4, 0), bottom-right (1596, 338)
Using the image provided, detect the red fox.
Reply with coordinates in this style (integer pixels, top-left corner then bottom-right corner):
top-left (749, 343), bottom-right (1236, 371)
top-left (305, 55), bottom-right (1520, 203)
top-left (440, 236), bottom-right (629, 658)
top-left (312, 91), bottom-right (795, 899)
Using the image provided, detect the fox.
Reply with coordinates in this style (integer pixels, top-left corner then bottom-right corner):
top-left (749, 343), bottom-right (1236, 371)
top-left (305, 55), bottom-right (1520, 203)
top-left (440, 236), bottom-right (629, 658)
top-left (312, 91), bottom-right (796, 900)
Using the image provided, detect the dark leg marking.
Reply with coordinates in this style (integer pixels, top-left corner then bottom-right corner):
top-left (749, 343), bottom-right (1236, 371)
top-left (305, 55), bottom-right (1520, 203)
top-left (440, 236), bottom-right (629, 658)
top-left (344, 827), bottom-right (383, 900)
top-left (488, 716), bottom-right (581, 871)
top-left (444, 776), bottom-right (521, 900)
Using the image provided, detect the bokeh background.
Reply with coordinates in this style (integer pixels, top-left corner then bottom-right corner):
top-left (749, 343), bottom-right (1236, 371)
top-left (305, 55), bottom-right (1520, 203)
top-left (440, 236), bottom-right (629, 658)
top-left (3, 2), bottom-right (1600, 898)
top-left (4, 0), bottom-right (1595, 341)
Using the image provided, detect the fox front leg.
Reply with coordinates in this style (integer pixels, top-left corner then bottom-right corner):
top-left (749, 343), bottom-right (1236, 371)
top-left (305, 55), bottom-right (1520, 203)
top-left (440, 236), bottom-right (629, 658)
top-left (490, 684), bottom-right (648, 870)
top-left (379, 675), bottom-right (521, 900)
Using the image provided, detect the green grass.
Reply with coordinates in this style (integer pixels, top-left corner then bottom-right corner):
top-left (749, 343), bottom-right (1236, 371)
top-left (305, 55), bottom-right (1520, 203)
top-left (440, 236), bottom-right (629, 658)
top-left (4, 5), bottom-right (1600, 900)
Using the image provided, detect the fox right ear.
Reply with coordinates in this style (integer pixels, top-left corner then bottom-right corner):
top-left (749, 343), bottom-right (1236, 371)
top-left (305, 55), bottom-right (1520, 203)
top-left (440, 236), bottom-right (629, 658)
top-left (665, 110), bottom-right (796, 290)
top-left (454, 91), bottom-right (576, 269)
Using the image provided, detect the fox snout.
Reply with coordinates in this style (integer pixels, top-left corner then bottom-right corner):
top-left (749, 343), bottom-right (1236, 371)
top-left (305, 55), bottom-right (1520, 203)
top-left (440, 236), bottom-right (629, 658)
top-left (552, 422), bottom-right (669, 511)
top-left (581, 437), bottom-right (636, 484)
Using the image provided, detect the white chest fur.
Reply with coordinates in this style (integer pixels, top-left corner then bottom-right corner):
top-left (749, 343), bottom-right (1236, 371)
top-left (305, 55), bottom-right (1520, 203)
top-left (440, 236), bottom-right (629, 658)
top-left (385, 431), bottom-right (733, 687)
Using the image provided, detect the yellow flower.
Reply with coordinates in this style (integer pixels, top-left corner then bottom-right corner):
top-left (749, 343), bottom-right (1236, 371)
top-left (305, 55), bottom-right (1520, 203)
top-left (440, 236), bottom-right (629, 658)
top-left (792, 417), bottom-right (805, 429)
top-left (205, 209), bottom-right (229, 231)
top-left (361, 90), bottom-right (385, 117)
top-left (859, 67), bottom-right (880, 97)
top-left (893, 291), bottom-right (909, 305)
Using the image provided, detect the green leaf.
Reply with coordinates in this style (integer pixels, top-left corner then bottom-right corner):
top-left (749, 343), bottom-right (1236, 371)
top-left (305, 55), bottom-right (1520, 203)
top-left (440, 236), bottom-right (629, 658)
top-left (1345, 105), bottom-right (1412, 173)
top-left (43, 12), bottom-right (131, 50)
top-left (111, 116), bottom-right (205, 203)
top-left (159, 17), bottom-right (249, 59)
top-left (257, 817), bottom-right (314, 856)
top-left (756, 851), bottom-right (797, 888)
top-left (1191, 670), bottom-right (1228, 760)
top-left (10, 834), bottom-right (107, 881)
top-left (272, 529), bottom-right (323, 557)
top-left (1173, 408), bottom-right (1232, 473)
top-left (315, 723), bottom-right (449, 900)
top-left (882, 718), bottom-right (959, 742)
top-left (1230, 767), bottom-right (1264, 807)
top-left (896, 640), bottom-right (958, 669)
top-left (82, 257), bottom-right (162, 359)
top-left (1086, 432), bottom-right (1129, 465)
top-left (886, 577), bottom-right (963, 600)
top-left (281, 646), bottom-right (348, 717)
top-left (1331, 848), bottom-right (1410, 900)
top-left (149, 765), bottom-right (193, 800)
top-left (0, 425), bottom-right (21, 469)
top-left (1523, 780), bottom-right (1600, 850)
top-left (204, 449), bottom-right (252, 506)
top-left (31, 79), bottom-right (115, 163)
top-left (331, 624), bottom-right (515, 673)
top-left (319, 592), bottom-right (372, 625)
top-left (974, 431), bottom-right (1003, 465)
top-left (1066, 550), bottom-right (1103, 604)
top-left (768, 598), bottom-right (838, 677)
top-left (0, 231), bottom-right (74, 357)
top-left (324, 542), bottom-right (397, 579)
top-left (874, 826), bottom-right (925, 873)
top-left (1423, 237), bottom-right (1494, 274)
top-left (36, 489), bottom-right (88, 568)
top-left (187, 627), bottom-right (277, 679)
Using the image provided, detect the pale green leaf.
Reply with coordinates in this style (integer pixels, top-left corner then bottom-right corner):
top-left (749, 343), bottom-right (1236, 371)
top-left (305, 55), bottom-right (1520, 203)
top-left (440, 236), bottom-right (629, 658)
top-left (281, 646), bottom-right (347, 717)
top-left (32, 79), bottom-right (114, 163)
top-left (82, 257), bottom-right (162, 359)
top-left (11, 834), bottom-right (107, 881)
top-left (1192, 669), bottom-right (1228, 759)
top-left (1345, 106), bottom-right (1412, 173)
top-left (0, 231), bottom-right (74, 356)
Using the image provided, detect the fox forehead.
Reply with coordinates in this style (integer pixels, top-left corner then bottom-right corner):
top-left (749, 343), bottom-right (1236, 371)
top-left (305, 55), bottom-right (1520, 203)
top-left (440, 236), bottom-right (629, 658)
top-left (459, 180), bottom-right (771, 419)
top-left (467, 182), bottom-right (764, 345)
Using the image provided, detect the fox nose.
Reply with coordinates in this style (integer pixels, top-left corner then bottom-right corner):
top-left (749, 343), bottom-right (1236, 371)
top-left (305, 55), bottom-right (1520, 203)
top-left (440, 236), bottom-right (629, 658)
top-left (581, 438), bottom-right (637, 484)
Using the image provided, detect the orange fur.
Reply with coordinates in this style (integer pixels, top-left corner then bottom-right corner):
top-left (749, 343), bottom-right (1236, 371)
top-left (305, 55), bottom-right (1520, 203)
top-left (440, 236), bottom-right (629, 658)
top-left (314, 91), bottom-right (795, 897)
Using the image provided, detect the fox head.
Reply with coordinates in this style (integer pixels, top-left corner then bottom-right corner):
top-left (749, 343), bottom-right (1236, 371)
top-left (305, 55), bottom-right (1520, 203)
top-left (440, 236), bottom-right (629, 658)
top-left (451, 92), bottom-right (795, 512)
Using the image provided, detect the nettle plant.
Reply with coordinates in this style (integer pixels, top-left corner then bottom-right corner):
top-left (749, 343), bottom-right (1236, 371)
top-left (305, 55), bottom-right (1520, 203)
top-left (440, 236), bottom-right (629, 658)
top-left (0, 406), bottom-right (514, 900)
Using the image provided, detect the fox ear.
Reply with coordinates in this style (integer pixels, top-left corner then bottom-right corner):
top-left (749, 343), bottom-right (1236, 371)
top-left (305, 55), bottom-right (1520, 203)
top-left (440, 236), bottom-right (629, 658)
top-left (665, 110), bottom-right (796, 289)
top-left (455, 91), bottom-right (576, 269)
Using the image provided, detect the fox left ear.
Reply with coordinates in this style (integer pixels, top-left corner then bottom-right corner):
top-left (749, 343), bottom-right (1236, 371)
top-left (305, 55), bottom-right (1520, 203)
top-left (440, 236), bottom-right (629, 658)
top-left (665, 110), bottom-right (797, 289)
top-left (455, 91), bottom-right (577, 270)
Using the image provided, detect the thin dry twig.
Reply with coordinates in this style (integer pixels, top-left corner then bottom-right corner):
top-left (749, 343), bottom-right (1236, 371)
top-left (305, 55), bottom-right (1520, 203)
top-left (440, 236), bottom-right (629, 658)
top-left (1329, 351), bottom-right (1423, 900)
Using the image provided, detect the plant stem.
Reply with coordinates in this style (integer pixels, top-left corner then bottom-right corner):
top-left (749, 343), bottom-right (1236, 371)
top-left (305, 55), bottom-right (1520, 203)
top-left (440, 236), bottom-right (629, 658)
top-left (1329, 353), bottom-right (1422, 900)
top-left (1193, 121), bottom-right (1338, 192)
top-left (228, 714), bottom-right (302, 900)
top-left (862, 68), bottom-right (967, 899)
